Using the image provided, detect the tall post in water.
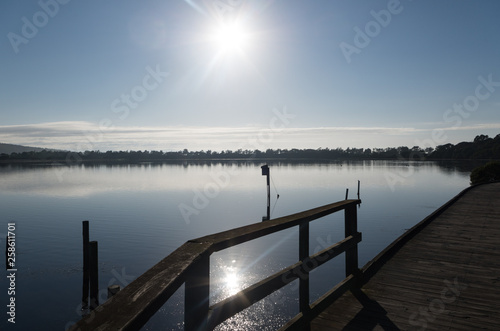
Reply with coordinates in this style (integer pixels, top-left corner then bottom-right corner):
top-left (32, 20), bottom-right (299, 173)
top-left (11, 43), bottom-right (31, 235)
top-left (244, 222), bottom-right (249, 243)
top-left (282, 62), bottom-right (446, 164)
top-left (82, 220), bottom-right (90, 309)
top-left (261, 165), bottom-right (270, 221)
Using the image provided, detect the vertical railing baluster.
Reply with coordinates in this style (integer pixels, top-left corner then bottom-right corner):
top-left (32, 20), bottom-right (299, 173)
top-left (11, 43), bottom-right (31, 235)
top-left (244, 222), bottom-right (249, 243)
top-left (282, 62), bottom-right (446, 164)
top-left (344, 203), bottom-right (359, 277)
top-left (185, 252), bottom-right (210, 331)
top-left (299, 222), bottom-right (310, 316)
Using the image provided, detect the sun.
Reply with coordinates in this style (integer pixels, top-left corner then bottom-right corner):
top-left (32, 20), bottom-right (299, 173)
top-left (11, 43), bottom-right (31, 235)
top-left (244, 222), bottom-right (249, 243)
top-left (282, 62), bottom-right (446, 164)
top-left (210, 22), bottom-right (249, 53)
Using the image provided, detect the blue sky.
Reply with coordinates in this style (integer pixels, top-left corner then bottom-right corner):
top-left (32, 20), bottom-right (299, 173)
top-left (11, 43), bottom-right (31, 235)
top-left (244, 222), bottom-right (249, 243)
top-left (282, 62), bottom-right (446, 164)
top-left (1, 0), bottom-right (500, 151)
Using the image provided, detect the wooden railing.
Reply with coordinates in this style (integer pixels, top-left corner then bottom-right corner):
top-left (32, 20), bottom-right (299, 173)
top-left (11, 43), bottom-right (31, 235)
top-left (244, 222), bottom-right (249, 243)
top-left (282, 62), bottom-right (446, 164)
top-left (69, 199), bottom-right (362, 331)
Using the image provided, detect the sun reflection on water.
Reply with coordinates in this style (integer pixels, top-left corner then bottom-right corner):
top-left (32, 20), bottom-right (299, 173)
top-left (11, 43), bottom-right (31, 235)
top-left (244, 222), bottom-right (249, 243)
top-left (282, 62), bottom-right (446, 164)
top-left (210, 231), bottom-right (302, 330)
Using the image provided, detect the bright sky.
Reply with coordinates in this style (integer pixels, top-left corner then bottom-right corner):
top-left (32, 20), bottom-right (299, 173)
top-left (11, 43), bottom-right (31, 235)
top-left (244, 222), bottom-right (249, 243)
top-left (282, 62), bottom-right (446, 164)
top-left (1, 0), bottom-right (500, 152)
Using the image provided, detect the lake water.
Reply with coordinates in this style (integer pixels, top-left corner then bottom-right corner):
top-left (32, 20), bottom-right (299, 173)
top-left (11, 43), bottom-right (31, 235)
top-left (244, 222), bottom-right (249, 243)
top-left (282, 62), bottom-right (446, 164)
top-left (0, 160), bottom-right (477, 330)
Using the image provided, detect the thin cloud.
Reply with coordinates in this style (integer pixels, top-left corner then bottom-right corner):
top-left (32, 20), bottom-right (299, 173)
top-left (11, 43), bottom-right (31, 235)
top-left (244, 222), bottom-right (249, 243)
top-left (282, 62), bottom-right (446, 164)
top-left (436, 123), bottom-right (500, 132)
top-left (1, 121), bottom-right (499, 151)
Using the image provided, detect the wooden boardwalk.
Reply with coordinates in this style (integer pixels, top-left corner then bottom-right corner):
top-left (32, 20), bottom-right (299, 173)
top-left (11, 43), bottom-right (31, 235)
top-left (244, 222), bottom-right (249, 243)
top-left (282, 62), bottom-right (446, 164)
top-left (309, 182), bottom-right (500, 330)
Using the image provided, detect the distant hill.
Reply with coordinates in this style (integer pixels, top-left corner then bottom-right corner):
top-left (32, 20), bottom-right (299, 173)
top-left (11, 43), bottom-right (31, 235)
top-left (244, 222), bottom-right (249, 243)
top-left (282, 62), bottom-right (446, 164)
top-left (0, 143), bottom-right (47, 154)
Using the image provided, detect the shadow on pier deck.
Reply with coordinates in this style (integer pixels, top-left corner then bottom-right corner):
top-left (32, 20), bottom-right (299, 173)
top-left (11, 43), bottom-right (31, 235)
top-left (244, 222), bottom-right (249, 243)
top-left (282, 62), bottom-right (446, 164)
top-left (309, 182), bottom-right (500, 330)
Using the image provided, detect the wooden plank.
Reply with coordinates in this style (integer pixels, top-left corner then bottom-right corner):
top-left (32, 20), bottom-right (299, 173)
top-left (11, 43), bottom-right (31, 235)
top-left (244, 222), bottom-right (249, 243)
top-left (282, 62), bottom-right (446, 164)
top-left (307, 233), bottom-right (361, 270)
top-left (191, 199), bottom-right (361, 252)
top-left (309, 182), bottom-right (500, 330)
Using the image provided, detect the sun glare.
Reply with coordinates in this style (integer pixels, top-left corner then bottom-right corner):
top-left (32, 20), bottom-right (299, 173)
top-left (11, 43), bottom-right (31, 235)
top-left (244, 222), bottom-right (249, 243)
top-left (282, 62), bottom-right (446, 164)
top-left (211, 22), bottom-right (249, 53)
top-left (200, 17), bottom-right (257, 83)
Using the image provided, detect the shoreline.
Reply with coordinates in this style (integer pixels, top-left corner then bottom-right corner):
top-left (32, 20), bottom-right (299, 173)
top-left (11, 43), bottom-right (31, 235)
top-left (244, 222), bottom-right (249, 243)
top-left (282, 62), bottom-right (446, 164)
top-left (0, 158), bottom-right (496, 166)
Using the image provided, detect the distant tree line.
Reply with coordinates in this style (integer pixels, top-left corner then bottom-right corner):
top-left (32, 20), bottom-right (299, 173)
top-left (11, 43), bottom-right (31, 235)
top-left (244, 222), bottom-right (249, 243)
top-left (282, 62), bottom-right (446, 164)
top-left (0, 146), bottom-right (432, 163)
top-left (428, 134), bottom-right (500, 160)
top-left (1, 134), bottom-right (498, 163)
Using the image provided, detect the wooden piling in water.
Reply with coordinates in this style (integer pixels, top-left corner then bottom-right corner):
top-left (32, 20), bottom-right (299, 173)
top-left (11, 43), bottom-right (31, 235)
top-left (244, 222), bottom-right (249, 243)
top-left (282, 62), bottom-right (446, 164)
top-left (82, 221), bottom-right (90, 309)
top-left (108, 285), bottom-right (121, 299)
top-left (89, 241), bottom-right (99, 309)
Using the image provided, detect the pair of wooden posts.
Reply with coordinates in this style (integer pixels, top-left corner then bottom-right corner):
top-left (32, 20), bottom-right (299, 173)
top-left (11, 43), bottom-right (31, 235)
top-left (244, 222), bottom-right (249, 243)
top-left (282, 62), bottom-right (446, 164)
top-left (82, 221), bottom-right (121, 310)
top-left (345, 180), bottom-right (361, 200)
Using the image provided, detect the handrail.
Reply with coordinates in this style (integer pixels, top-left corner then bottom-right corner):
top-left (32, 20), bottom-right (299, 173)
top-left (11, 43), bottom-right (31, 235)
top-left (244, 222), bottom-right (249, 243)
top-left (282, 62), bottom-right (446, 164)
top-left (69, 199), bottom-right (362, 331)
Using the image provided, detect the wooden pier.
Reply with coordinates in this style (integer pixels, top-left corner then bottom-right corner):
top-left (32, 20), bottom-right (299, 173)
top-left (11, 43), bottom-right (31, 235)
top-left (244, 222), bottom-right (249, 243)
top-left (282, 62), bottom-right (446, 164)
top-left (309, 182), bottom-right (500, 330)
top-left (69, 182), bottom-right (500, 331)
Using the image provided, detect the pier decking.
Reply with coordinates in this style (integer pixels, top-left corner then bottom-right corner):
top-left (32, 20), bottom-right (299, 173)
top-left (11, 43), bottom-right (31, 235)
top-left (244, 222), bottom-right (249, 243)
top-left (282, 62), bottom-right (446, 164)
top-left (309, 182), bottom-right (500, 330)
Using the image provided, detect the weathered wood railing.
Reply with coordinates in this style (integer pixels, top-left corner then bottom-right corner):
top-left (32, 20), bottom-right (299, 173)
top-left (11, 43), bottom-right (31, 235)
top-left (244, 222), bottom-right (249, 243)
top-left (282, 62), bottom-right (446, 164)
top-left (69, 199), bottom-right (362, 331)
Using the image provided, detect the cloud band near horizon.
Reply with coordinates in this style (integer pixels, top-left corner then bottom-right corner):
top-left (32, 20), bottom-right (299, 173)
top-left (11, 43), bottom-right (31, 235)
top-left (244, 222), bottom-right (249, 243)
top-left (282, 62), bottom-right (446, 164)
top-left (1, 121), bottom-right (499, 152)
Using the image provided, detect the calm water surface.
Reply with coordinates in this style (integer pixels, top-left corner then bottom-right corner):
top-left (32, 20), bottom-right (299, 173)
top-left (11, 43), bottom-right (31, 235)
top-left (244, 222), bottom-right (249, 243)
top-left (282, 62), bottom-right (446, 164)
top-left (0, 161), bottom-right (475, 330)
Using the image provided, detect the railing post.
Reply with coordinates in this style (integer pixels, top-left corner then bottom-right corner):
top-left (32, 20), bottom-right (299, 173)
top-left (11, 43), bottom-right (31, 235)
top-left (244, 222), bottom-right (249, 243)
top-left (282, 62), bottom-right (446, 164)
top-left (344, 203), bottom-right (359, 277)
top-left (299, 223), bottom-right (310, 315)
top-left (185, 252), bottom-right (210, 331)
